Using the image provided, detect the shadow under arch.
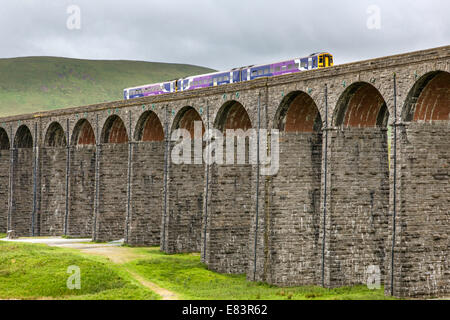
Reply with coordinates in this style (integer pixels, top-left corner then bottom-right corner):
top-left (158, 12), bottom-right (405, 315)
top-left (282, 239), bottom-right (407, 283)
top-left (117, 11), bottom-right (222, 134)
top-left (171, 106), bottom-right (205, 138)
top-left (72, 119), bottom-right (96, 146)
top-left (14, 125), bottom-right (33, 148)
top-left (44, 122), bottom-right (67, 148)
top-left (134, 110), bottom-right (164, 142)
top-left (274, 91), bottom-right (322, 132)
top-left (0, 128), bottom-right (10, 150)
top-left (334, 82), bottom-right (389, 128)
top-left (402, 71), bottom-right (450, 122)
top-left (214, 100), bottom-right (253, 132)
top-left (101, 115), bottom-right (129, 144)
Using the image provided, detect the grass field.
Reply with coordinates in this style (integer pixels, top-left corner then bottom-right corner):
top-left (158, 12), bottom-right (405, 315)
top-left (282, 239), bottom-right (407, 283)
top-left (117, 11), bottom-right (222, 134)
top-left (0, 241), bottom-right (396, 300)
top-left (0, 241), bottom-right (159, 300)
top-left (125, 247), bottom-right (394, 300)
top-left (0, 56), bottom-right (215, 117)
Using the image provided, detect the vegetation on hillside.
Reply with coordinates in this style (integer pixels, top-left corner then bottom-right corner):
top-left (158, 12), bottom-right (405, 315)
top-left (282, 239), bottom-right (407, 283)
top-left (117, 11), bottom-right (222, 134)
top-left (0, 57), bottom-right (215, 117)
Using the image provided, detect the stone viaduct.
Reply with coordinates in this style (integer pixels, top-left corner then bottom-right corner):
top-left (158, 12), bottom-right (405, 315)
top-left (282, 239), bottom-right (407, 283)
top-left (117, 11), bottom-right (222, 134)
top-left (0, 46), bottom-right (448, 298)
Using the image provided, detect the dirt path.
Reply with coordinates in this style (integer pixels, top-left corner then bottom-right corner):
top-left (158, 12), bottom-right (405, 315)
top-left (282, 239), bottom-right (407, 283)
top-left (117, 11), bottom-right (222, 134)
top-left (49, 241), bottom-right (180, 300)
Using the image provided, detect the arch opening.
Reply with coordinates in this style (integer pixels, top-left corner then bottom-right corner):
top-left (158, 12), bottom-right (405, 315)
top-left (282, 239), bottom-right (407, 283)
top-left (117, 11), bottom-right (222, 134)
top-left (101, 115), bottom-right (128, 144)
top-left (334, 82), bottom-right (388, 128)
top-left (215, 101), bottom-right (252, 133)
top-left (72, 119), bottom-right (96, 146)
top-left (275, 91), bottom-right (322, 132)
top-left (135, 111), bottom-right (164, 142)
top-left (44, 122), bottom-right (67, 148)
top-left (0, 128), bottom-right (10, 150)
top-left (14, 125), bottom-right (33, 148)
top-left (403, 71), bottom-right (450, 122)
top-left (171, 107), bottom-right (205, 138)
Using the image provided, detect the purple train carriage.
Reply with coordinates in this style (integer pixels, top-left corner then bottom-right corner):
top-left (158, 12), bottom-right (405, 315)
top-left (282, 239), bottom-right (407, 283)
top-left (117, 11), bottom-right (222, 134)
top-left (123, 52), bottom-right (333, 100)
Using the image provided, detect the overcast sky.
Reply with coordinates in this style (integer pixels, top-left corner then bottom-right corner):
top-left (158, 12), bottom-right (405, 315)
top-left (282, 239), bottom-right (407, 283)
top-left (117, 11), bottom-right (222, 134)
top-left (1, 0), bottom-right (449, 70)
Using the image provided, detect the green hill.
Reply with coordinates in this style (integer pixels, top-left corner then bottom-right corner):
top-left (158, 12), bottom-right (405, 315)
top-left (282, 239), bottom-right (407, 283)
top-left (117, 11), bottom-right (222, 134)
top-left (0, 57), bottom-right (216, 117)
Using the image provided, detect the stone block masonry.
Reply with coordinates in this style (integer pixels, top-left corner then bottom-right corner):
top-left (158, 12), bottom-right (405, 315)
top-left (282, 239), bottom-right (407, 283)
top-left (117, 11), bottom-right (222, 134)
top-left (265, 132), bottom-right (322, 286)
top-left (386, 122), bottom-right (450, 298)
top-left (323, 128), bottom-right (389, 288)
top-left (95, 143), bottom-right (128, 242)
top-left (0, 150), bottom-right (9, 233)
top-left (40, 147), bottom-right (67, 236)
top-left (0, 45), bottom-right (448, 298)
top-left (128, 142), bottom-right (164, 246)
top-left (68, 145), bottom-right (96, 237)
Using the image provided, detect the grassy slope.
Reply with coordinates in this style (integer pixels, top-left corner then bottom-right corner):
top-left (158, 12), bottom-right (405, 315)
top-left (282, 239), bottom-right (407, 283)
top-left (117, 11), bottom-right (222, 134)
top-left (0, 57), bottom-right (215, 117)
top-left (0, 242), bottom-right (159, 300)
top-left (126, 247), bottom-right (395, 300)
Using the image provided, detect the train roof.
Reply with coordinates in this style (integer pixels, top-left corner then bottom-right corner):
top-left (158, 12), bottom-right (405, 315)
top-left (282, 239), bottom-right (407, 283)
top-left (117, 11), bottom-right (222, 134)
top-left (124, 52), bottom-right (333, 90)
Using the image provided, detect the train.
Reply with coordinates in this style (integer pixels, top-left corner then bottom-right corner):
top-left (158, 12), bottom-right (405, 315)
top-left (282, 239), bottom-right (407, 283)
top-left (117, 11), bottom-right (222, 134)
top-left (123, 52), bottom-right (333, 100)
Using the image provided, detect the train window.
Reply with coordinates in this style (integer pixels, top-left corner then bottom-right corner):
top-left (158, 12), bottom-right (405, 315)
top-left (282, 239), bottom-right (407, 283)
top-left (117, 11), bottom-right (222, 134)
top-left (258, 70), bottom-right (263, 76)
top-left (276, 66), bottom-right (281, 72)
top-left (252, 70), bottom-right (258, 76)
top-left (282, 65), bottom-right (287, 71)
top-left (295, 63), bottom-right (299, 69)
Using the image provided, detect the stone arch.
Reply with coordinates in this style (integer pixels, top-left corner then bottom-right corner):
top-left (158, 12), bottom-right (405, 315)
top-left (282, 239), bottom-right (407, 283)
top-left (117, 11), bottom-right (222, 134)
top-left (267, 90), bottom-right (323, 286)
top-left (403, 71), bottom-right (450, 122)
top-left (214, 100), bottom-right (253, 132)
top-left (41, 122), bottom-right (67, 236)
top-left (389, 70), bottom-right (450, 297)
top-left (275, 91), bottom-right (322, 132)
top-left (134, 111), bottom-right (164, 142)
top-left (67, 118), bottom-right (96, 238)
top-left (162, 106), bottom-right (206, 253)
top-left (129, 110), bottom-right (165, 246)
top-left (44, 122), bottom-right (67, 148)
top-left (171, 106), bottom-right (205, 138)
top-left (0, 128), bottom-right (10, 150)
top-left (72, 119), bottom-right (96, 146)
top-left (101, 115), bottom-right (128, 144)
top-left (14, 125), bottom-right (33, 148)
top-left (11, 125), bottom-right (33, 236)
top-left (205, 100), bottom-right (253, 274)
top-left (324, 81), bottom-right (390, 287)
top-left (334, 82), bottom-right (389, 128)
top-left (96, 114), bottom-right (128, 241)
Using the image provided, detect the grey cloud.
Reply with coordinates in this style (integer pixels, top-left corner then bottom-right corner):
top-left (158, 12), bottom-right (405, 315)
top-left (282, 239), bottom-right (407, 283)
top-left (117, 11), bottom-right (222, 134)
top-left (0, 0), bottom-right (448, 70)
